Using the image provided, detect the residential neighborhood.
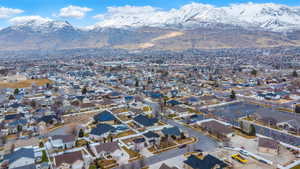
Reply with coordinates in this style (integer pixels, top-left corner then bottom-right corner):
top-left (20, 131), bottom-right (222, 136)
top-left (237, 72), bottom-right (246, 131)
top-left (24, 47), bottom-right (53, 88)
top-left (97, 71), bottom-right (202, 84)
top-left (0, 56), bottom-right (299, 169)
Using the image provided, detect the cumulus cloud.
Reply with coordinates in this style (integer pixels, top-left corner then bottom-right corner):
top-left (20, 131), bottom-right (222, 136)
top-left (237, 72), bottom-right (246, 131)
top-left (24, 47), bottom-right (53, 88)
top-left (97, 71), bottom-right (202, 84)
top-left (9, 15), bottom-right (52, 25)
top-left (0, 7), bottom-right (24, 19)
top-left (59, 5), bottom-right (92, 19)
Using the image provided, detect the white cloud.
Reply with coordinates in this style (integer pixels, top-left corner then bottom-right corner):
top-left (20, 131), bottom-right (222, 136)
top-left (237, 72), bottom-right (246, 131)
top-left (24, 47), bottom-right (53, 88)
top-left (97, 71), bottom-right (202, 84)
top-left (0, 7), bottom-right (24, 19)
top-left (59, 5), bottom-right (92, 19)
top-left (9, 16), bottom-right (52, 25)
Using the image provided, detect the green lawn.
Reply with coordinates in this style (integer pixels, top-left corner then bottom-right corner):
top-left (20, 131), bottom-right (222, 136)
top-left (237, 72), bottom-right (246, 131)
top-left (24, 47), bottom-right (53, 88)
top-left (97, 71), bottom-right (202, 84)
top-left (41, 150), bottom-right (49, 162)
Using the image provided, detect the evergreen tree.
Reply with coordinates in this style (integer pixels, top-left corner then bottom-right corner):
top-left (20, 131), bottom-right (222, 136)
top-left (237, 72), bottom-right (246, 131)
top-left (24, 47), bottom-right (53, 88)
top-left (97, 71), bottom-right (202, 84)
top-left (81, 87), bottom-right (88, 95)
top-left (78, 128), bottom-right (84, 138)
top-left (230, 90), bottom-right (236, 100)
top-left (249, 124), bottom-right (256, 136)
top-left (14, 88), bottom-right (19, 95)
top-left (239, 121), bottom-right (244, 131)
top-left (251, 69), bottom-right (257, 76)
top-left (295, 104), bottom-right (300, 114)
top-left (292, 70), bottom-right (298, 77)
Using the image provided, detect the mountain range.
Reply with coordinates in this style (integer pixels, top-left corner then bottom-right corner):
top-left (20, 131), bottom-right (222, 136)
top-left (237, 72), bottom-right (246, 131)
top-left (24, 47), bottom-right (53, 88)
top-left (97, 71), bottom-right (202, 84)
top-left (1, 2), bottom-right (300, 51)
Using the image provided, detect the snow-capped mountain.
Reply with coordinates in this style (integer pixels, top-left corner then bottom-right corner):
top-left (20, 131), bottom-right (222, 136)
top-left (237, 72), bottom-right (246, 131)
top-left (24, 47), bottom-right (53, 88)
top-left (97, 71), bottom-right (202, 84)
top-left (1, 2), bottom-right (300, 51)
top-left (91, 2), bottom-right (300, 32)
top-left (7, 20), bottom-right (76, 33)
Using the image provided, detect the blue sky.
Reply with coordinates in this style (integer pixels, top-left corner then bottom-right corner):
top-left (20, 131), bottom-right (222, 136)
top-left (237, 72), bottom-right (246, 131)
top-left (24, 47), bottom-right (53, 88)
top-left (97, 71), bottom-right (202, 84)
top-left (0, 0), bottom-right (299, 28)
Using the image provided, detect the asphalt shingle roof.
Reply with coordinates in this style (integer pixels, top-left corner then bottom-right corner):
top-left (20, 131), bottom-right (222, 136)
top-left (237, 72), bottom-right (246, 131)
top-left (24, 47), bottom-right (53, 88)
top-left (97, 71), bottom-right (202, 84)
top-left (4, 148), bottom-right (35, 164)
top-left (93, 110), bottom-right (116, 122)
top-left (184, 154), bottom-right (228, 169)
top-left (90, 124), bottom-right (115, 136)
top-left (133, 114), bottom-right (158, 127)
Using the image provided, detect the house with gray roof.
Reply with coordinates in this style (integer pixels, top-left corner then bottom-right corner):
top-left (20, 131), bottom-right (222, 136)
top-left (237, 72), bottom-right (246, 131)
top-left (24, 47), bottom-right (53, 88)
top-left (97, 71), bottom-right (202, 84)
top-left (3, 147), bottom-right (35, 169)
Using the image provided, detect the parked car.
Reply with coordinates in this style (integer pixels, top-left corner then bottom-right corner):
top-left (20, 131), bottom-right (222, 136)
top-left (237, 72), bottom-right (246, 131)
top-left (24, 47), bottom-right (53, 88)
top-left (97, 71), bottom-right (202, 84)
top-left (195, 149), bottom-right (203, 152)
top-left (239, 150), bottom-right (250, 157)
top-left (231, 154), bottom-right (248, 164)
top-left (178, 144), bottom-right (187, 149)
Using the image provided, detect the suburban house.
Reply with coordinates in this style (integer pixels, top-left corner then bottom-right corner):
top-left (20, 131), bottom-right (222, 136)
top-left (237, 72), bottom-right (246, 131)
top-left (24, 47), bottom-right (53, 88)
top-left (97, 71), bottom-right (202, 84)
top-left (48, 135), bottom-right (76, 150)
top-left (258, 137), bottom-right (279, 155)
top-left (3, 147), bottom-right (36, 169)
top-left (93, 110), bottom-right (117, 125)
top-left (161, 126), bottom-right (183, 140)
top-left (132, 137), bottom-right (146, 151)
top-left (6, 119), bottom-right (28, 134)
top-left (36, 115), bottom-right (60, 127)
top-left (89, 124), bottom-right (115, 141)
top-left (199, 120), bottom-right (234, 141)
top-left (133, 114), bottom-right (158, 128)
top-left (143, 131), bottom-right (160, 147)
top-left (54, 150), bottom-right (91, 169)
top-left (91, 142), bottom-right (129, 162)
top-left (183, 154), bottom-right (229, 169)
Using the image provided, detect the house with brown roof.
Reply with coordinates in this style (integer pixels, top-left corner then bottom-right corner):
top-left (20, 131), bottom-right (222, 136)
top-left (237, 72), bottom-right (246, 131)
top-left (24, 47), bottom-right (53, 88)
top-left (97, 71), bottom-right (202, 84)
top-left (49, 134), bottom-right (76, 150)
top-left (199, 120), bottom-right (234, 141)
top-left (91, 142), bottom-right (129, 162)
top-left (258, 137), bottom-right (279, 155)
top-left (54, 150), bottom-right (91, 169)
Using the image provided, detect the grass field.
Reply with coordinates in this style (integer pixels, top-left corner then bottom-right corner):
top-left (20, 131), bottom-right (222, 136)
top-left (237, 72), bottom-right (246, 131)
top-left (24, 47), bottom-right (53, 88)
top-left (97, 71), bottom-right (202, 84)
top-left (0, 79), bottom-right (52, 89)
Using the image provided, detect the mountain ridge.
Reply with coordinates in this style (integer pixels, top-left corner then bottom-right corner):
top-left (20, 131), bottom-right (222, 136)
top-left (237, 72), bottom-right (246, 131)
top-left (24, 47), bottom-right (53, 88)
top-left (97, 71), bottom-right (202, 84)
top-left (1, 2), bottom-right (300, 51)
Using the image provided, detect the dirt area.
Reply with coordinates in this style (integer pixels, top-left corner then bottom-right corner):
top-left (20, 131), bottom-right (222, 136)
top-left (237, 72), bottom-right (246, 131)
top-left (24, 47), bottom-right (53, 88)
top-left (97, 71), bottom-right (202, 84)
top-left (121, 146), bottom-right (141, 159)
top-left (113, 130), bottom-right (136, 139)
top-left (116, 114), bottom-right (131, 122)
top-left (98, 159), bottom-right (118, 169)
top-left (62, 112), bottom-right (96, 124)
top-left (175, 137), bottom-right (196, 145)
top-left (0, 79), bottom-right (52, 89)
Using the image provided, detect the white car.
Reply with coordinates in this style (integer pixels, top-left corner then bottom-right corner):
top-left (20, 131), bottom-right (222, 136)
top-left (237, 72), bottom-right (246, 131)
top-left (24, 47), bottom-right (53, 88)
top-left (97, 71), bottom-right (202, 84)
top-left (239, 150), bottom-right (250, 157)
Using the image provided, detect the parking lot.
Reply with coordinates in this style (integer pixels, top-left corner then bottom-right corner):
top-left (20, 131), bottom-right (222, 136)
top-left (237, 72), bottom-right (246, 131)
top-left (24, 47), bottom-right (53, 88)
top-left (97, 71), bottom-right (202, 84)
top-left (202, 102), bottom-right (300, 146)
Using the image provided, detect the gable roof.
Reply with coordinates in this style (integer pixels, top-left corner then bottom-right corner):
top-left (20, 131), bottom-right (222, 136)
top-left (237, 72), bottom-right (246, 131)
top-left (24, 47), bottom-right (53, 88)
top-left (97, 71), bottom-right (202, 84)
top-left (143, 131), bottom-right (160, 138)
top-left (4, 148), bottom-right (35, 164)
top-left (133, 114), bottom-right (158, 127)
top-left (52, 135), bottom-right (76, 143)
top-left (4, 113), bottom-right (23, 120)
top-left (201, 121), bottom-right (233, 136)
top-left (167, 100), bottom-right (181, 106)
top-left (37, 115), bottom-right (59, 124)
top-left (94, 142), bottom-right (120, 154)
top-left (93, 110), bottom-right (116, 122)
top-left (54, 151), bottom-right (83, 167)
top-left (133, 137), bottom-right (146, 144)
top-left (8, 119), bottom-right (27, 127)
top-left (184, 154), bottom-right (228, 169)
top-left (90, 124), bottom-right (115, 136)
top-left (162, 126), bottom-right (181, 137)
